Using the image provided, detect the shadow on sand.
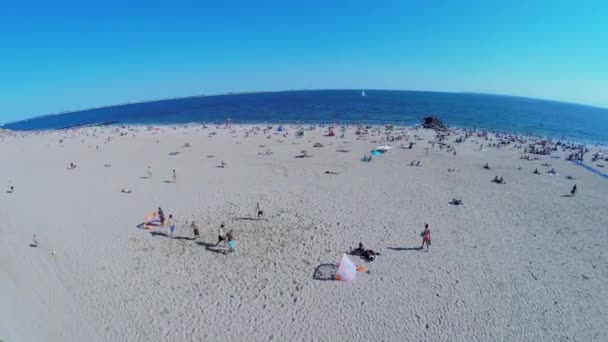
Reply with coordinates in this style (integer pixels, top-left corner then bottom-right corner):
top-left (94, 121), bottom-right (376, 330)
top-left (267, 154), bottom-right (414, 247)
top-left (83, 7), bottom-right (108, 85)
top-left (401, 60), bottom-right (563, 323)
top-left (233, 216), bottom-right (266, 221)
top-left (173, 236), bottom-right (195, 241)
top-left (196, 241), bottom-right (226, 254)
top-left (561, 194), bottom-right (573, 198)
top-left (313, 263), bottom-right (338, 281)
top-left (136, 222), bottom-right (161, 229)
top-left (387, 247), bottom-right (423, 252)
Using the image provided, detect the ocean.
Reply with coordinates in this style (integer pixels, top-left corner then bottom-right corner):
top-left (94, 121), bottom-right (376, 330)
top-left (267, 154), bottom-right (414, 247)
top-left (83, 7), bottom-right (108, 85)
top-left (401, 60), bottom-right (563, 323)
top-left (3, 90), bottom-right (608, 144)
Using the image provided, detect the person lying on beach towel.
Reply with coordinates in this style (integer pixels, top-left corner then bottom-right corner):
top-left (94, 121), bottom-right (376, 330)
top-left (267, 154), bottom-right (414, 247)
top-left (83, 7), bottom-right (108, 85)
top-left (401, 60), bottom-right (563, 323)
top-left (450, 198), bottom-right (463, 206)
top-left (350, 243), bottom-right (380, 261)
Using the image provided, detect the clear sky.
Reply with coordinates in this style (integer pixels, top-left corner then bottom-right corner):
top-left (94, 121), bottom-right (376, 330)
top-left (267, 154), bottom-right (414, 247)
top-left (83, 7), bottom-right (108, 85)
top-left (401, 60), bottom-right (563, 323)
top-left (1, 0), bottom-right (607, 123)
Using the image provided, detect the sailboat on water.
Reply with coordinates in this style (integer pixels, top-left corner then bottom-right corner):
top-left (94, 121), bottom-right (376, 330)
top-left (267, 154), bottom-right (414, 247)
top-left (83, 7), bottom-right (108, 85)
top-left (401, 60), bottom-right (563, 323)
top-left (361, 90), bottom-right (366, 97)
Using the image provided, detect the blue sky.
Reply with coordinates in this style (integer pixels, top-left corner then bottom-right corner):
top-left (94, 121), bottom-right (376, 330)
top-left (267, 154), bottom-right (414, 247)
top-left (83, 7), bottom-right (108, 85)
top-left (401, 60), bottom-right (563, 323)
top-left (1, 0), bottom-right (607, 123)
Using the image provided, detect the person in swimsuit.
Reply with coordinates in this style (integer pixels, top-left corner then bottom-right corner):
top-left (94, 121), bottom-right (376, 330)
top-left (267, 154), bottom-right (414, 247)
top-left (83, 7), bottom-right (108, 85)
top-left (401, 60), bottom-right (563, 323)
top-left (256, 203), bottom-right (263, 218)
top-left (421, 224), bottom-right (431, 252)
top-left (191, 221), bottom-right (200, 239)
top-left (172, 169), bottom-right (176, 183)
top-left (167, 214), bottom-right (175, 237)
top-left (216, 224), bottom-right (226, 246)
top-left (571, 184), bottom-right (577, 197)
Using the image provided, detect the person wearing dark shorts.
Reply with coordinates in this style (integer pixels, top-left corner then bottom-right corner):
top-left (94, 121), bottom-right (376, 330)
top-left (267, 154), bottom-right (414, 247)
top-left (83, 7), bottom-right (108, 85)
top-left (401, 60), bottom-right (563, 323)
top-left (191, 221), bottom-right (200, 239)
top-left (216, 224), bottom-right (226, 246)
top-left (255, 203), bottom-right (263, 218)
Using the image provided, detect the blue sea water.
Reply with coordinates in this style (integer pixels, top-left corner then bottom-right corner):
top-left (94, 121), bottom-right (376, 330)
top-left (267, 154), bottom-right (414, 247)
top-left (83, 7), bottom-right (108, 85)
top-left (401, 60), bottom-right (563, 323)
top-left (3, 90), bottom-right (608, 144)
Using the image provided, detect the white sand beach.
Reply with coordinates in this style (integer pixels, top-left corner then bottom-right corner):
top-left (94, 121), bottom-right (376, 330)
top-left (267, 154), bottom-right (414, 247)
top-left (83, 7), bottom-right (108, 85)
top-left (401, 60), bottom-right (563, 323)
top-left (1, 124), bottom-right (607, 341)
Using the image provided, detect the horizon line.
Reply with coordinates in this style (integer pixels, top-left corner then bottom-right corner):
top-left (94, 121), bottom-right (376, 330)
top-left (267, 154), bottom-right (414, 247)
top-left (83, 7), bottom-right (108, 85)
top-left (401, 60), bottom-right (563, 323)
top-left (3, 88), bottom-right (607, 126)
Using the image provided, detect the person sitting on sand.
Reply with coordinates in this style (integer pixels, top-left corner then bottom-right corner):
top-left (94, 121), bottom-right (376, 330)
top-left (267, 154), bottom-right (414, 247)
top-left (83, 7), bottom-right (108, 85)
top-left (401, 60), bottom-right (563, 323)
top-left (420, 224), bottom-right (431, 252)
top-left (8, 181), bottom-right (14, 193)
top-left (216, 224), bottom-right (226, 247)
top-left (120, 188), bottom-right (132, 193)
top-left (351, 242), bottom-right (365, 255)
top-left (147, 166), bottom-right (153, 178)
top-left (547, 168), bottom-right (556, 175)
top-left (255, 203), bottom-right (264, 218)
top-left (172, 169), bottom-right (177, 183)
top-left (416, 161), bottom-right (420, 166)
top-left (483, 163), bottom-right (491, 169)
top-left (533, 168), bottom-right (540, 174)
top-left (31, 234), bottom-right (39, 247)
top-left (571, 184), bottom-right (577, 197)
top-left (191, 221), bottom-right (200, 239)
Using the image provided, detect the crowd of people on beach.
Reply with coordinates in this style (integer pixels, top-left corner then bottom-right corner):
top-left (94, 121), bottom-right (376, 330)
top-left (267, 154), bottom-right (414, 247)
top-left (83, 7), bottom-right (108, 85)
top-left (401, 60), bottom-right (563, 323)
top-left (14, 122), bottom-right (601, 278)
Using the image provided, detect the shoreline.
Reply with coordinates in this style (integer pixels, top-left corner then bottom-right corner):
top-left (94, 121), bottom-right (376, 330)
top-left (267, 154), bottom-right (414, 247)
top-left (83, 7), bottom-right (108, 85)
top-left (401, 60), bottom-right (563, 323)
top-left (3, 121), bottom-right (606, 147)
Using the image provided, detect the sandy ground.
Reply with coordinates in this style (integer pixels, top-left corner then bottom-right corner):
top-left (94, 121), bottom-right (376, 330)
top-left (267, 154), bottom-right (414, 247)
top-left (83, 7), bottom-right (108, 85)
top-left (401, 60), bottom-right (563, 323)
top-left (1, 124), bottom-right (607, 342)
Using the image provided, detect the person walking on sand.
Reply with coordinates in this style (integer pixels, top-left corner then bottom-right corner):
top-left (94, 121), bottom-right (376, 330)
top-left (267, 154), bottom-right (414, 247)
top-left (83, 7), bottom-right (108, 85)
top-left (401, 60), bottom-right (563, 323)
top-left (167, 214), bottom-right (175, 238)
top-left (216, 224), bottom-right (226, 247)
top-left (255, 202), bottom-right (264, 218)
top-left (147, 166), bottom-right (153, 178)
top-left (420, 224), bottom-right (431, 252)
top-left (8, 181), bottom-right (14, 193)
top-left (172, 169), bottom-right (176, 183)
top-left (571, 184), bottom-right (577, 197)
top-left (191, 221), bottom-right (200, 239)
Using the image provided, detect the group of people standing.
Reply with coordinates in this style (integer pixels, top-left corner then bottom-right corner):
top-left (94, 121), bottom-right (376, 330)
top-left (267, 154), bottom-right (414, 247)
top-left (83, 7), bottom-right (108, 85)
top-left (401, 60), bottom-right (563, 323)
top-left (149, 203), bottom-right (266, 253)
